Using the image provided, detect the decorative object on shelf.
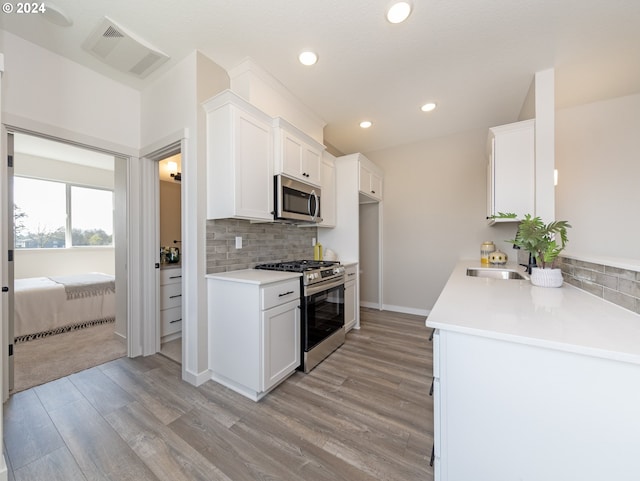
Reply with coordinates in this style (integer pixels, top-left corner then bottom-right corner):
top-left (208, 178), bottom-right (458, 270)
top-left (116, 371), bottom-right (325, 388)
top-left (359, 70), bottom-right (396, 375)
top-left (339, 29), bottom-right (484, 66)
top-left (491, 212), bottom-right (571, 288)
top-left (480, 241), bottom-right (496, 265)
top-left (488, 250), bottom-right (508, 265)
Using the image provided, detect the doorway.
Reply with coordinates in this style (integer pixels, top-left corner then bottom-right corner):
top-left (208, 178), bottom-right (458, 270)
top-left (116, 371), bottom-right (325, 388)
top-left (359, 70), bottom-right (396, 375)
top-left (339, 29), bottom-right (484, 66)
top-left (140, 140), bottom-right (184, 365)
top-left (6, 131), bottom-right (128, 392)
top-left (157, 153), bottom-right (182, 363)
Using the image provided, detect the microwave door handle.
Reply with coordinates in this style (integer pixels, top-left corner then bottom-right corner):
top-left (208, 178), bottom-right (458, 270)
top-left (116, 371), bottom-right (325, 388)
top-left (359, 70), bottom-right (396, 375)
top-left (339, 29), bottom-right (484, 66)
top-left (310, 190), bottom-right (319, 221)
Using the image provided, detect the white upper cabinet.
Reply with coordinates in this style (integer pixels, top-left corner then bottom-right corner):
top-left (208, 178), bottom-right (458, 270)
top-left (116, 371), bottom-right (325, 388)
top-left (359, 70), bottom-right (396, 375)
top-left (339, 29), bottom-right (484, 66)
top-left (204, 90), bottom-right (274, 222)
top-left (318, 151), bottom-right (337, 227)
top-left (273, 117), bottom-right (324, 187)
top-left (358, 157), bottom-right (383, 202)
top-left (487, 119), bottom-right (535, 223)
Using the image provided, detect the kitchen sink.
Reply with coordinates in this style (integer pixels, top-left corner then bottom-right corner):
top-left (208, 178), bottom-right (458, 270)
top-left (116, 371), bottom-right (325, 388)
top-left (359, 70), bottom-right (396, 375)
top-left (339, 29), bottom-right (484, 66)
top-left (466, 267), bottom-right (528, 280)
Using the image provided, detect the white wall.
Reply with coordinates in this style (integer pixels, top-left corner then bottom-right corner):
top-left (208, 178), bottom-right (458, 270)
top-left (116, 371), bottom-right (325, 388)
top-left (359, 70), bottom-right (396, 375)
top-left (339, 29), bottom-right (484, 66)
top-left (556, 93), bottom-right (640, 262)
top-left (1, 31), bottom-right (140, 150)
top-left (14, 153), bottom-right (114, 189)
top-left (140, 51), bottom-right (229, 383)
top-left (229, 59), bottom-right (326, 144)
top-left (366, 129), bottom-right (518, 313)
top-left (14, 248), bottom-right (115, 278)
top-left (359, 202), bottom-right (379, 305)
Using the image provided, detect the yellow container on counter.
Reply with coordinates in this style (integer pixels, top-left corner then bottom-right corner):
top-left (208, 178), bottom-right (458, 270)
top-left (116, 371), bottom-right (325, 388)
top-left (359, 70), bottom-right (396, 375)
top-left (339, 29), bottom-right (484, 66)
top-left (480, 241), bottom-right (496, 265)
top-left (314, 242), bottom-right (323, 261)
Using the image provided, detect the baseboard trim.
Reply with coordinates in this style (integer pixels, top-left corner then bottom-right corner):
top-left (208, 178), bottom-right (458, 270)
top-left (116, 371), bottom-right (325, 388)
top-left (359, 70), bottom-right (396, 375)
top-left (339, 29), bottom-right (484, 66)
top-left (381, 304), bottom-right (430, 317)
top-left (182, 367), bottom-right (212, 387)
top-left (360, 301), bottom-right (382, 310)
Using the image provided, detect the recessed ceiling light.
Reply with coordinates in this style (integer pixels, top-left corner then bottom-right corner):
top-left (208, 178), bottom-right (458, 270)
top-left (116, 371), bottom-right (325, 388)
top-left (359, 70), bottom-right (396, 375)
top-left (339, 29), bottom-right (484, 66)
top-left (360, 121), bottom-right (373, 129)
top-left (421, 102), bottom-right (437, 112)
top-left (299, 51), bottom-right (318, 66)
top-left (386, 1), bottom-right (412, 24)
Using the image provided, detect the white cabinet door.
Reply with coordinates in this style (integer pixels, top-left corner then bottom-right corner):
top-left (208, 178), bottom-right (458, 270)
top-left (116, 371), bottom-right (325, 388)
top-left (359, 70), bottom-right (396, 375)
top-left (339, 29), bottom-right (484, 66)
top-left (234, 108), bottom-right (273, 219)
top-left (274, 118), bottom-right (323, 187)
top-left (344, 263), bottom-right (358, 331)
top-left (302, 143), bottom-right (321, 185)
top-left (204, 91), bottom-right (274, 221)
top-left (262, 299), bottom-right (300, 391)
top-left (369, 171), bottom-right (382, 200)
top-left (344, 281), bottom-right (356, 331)
top-left (282, 131), bottom-right (304, 179)
top-left (359, 162), bottom-right (383, 201)
top-left (487, 119), bottom-right (534, 223)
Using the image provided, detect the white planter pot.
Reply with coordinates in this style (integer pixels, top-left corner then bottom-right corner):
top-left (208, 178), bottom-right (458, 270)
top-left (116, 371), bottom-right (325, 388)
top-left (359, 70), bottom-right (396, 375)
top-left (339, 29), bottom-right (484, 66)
top-left (530, 267), bottom-right (563, 288)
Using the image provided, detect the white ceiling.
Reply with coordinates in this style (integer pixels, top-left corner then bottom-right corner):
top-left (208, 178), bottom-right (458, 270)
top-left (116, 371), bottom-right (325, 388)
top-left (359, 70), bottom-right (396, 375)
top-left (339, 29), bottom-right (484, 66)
top-left (1, 0), bottom-right (639, 155)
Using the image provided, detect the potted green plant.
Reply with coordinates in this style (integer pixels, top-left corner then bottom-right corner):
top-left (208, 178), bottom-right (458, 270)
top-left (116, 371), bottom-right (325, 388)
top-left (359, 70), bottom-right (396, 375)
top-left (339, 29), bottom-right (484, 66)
top-left (491, 212), bottom-right (571, 287)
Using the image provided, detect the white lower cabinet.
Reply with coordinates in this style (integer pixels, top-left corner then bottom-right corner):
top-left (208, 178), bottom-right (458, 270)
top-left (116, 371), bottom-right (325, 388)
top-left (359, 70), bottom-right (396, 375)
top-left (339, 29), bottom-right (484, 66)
top-left (207, 275), bottom-right (300, 401)
top-left (160, 267), bottom-right (182, 338)
top-left (432, 328), bottom-right (640, 481)
top-left (343, 263), bottom-right (358, 331)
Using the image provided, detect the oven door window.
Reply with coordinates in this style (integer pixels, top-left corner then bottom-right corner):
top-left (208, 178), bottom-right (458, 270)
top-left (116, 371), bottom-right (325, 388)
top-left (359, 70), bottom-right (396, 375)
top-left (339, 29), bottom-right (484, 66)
top-left (303, 284), bottom-right (344, 351)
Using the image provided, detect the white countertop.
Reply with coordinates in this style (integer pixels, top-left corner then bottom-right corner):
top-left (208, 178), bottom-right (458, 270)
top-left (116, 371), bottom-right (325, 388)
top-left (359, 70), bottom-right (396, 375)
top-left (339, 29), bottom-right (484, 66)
top-left (205, 269), bottom-right (301, 285)
top-left (426, 260), bottom-right (640, 365)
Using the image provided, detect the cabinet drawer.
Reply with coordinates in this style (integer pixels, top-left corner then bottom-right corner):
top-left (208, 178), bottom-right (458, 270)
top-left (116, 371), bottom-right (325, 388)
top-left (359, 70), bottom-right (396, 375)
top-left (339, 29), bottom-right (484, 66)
top-left (161, 268), bottom-right (182, 285)
top-left (261, 279), bottom-right (300, 310)
top-left (161, 306), bottom-right (182, 336)
top-left (161, 283), bottom-right (182, 310)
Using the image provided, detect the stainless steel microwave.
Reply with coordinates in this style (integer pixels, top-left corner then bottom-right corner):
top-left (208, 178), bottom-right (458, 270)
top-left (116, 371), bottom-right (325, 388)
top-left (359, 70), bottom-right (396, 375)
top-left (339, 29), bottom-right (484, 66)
top-left (274, 174), bottom-right (322, 223)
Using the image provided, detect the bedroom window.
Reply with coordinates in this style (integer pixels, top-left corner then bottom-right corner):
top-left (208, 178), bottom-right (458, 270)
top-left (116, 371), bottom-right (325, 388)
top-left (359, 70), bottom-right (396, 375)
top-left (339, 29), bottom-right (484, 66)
top-left (14, 177), bottom-right (113, 249)
top-left (70, 186), bottom-right (113, 246)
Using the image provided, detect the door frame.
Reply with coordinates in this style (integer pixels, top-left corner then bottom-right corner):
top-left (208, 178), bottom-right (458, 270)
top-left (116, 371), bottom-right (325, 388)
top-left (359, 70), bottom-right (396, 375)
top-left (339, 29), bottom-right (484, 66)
top-left (139, 132), bottom-right (186, 359)
top-left (1, 123), bottom-right (142, 399)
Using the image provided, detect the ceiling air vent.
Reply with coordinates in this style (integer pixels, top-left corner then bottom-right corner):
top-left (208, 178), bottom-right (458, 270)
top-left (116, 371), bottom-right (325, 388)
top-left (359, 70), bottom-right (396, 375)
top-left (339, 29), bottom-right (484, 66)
top-left (82, 17), bottom-right (169, 79)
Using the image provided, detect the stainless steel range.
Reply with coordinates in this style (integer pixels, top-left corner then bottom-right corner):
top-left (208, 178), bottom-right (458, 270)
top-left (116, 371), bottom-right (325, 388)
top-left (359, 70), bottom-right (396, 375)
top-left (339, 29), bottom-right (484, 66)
top-left (255, 260), bottom-right (345, 373)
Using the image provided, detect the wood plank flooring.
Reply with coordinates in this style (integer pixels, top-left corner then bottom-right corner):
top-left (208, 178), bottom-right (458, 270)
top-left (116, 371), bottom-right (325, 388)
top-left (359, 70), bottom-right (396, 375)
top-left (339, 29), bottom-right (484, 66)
top-left (3, 308), bottom-right (434, 481)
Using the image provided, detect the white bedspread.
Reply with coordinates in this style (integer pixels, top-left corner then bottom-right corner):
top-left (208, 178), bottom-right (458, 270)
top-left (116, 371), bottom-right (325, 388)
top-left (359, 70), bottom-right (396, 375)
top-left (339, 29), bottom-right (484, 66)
top-left (14, 275), bottom-right (116, 338)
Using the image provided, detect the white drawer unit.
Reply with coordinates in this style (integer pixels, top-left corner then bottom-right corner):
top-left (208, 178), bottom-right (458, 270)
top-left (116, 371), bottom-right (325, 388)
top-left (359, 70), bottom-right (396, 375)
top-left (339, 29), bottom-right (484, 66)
top-left (160, 267), bottom-right (182, 337)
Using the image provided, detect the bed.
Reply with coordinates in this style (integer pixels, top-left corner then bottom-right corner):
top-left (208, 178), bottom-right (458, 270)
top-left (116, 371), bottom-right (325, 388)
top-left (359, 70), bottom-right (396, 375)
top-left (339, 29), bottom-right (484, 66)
top-left (14, 272), bottom-right (116, 342)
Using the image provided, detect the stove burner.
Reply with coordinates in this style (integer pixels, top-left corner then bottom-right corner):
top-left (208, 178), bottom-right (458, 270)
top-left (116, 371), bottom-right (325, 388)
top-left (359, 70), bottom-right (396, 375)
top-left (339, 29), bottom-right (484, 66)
top-left (255, 260), bottom-right (339, 273)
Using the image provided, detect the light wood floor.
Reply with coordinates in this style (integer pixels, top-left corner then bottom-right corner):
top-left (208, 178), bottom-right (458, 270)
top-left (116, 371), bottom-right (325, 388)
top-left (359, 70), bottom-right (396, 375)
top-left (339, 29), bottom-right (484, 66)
top-left (3, 308), bottom-right (434, 481)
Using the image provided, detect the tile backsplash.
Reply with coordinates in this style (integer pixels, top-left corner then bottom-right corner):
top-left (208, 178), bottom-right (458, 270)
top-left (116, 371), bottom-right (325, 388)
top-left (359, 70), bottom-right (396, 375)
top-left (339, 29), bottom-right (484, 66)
top-left (559, 257), bottom-right (640, 315)
top-left (206, 219), bottom-right (317, 273)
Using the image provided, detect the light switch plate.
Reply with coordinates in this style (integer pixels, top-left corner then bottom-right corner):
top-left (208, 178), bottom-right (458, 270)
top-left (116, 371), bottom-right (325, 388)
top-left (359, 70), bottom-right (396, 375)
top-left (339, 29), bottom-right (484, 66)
top-left (235, 236), bottom-right (242, 249)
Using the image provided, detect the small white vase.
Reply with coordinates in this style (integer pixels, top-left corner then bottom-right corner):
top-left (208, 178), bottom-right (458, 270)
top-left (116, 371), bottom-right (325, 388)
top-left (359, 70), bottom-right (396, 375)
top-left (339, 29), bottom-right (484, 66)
top-left (530, 268), bottom-right (563, 288)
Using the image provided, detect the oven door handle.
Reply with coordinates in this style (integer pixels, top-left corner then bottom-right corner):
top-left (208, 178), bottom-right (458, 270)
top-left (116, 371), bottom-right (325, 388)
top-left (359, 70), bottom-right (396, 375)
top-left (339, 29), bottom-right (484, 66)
top-left (304, 277), bottom-right (345, 296)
